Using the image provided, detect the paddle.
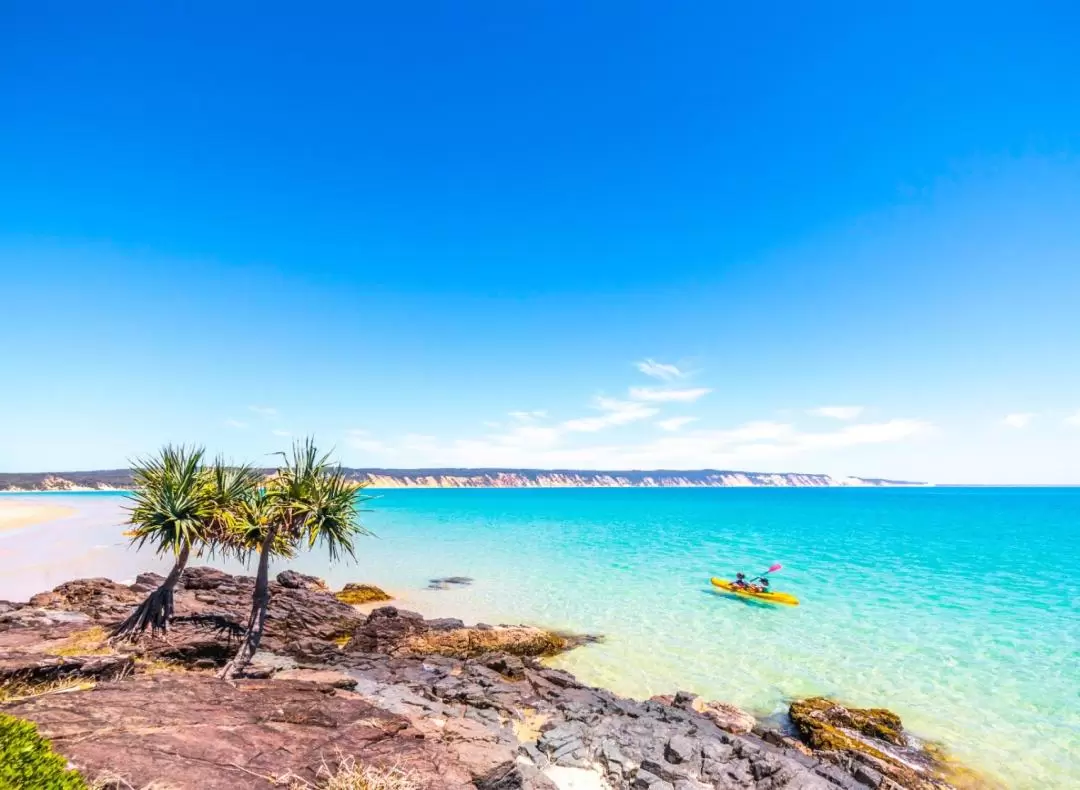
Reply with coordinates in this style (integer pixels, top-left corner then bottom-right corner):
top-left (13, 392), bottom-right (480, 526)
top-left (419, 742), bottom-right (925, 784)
top-left (746, 563), bottom-right (782, 584)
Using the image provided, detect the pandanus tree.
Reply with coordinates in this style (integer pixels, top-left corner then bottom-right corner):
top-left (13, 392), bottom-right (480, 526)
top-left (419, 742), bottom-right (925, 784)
top-left (221, 438), bottom-right (369, 679)
top-left (112, 446), bottom-right (261, 641)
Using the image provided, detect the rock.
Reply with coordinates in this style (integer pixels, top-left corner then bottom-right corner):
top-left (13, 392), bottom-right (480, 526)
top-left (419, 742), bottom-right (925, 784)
top-left (0, 607), bottom-right (91, 631)
top-left (4, 673), bottom-right (478, 789)
top-left (349, 607), bottom-right (578, 659)
top-left (275, 570), bottom-right (329, 592)
top-left (27, 579), bottom-right (140, 621)
top-left (664, 734), bottom-right (695, 764)
top-left (0, 652), bottom-right (135, 685)
top-left (334, 582), bottom-right (392, 605)
top-left (428, 576), bottom-right (474, 590)
top-left (789, 697), bottom-right (957, 790)
top-left (694, 700), bottom-right (757, 734)
top-left (791, 697), bottom-right (905, 748)
top-left (481, 653), bottom-right (527, 680)
top-left (273, 667), bottom-right (358, 689)
top-left (649, 693), bottom-right (756, 734)
top-left (348, 606), bottom-right (428, 653)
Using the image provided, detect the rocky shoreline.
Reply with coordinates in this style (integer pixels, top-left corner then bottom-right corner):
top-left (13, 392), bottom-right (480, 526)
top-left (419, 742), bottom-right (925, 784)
top-left (0, 567), bottom-right (973, 790)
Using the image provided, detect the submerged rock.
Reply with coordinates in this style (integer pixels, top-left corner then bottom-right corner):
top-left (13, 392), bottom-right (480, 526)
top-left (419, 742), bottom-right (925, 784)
top-left (428, 576), bottom-right (474, 590)
top-left (334, 582), bottom-right (392, 605)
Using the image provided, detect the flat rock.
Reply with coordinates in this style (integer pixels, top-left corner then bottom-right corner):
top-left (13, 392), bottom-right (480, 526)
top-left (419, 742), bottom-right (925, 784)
top-left (272, 667), bottom-right (357, 689)
top-left (4, 674), bottom-right (477, 789)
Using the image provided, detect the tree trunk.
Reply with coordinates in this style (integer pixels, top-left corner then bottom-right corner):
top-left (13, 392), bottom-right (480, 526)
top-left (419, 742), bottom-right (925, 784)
top-left (110, 544), bottom-right (190, 642)
top-left (220, 525), bottom-right (277, 679)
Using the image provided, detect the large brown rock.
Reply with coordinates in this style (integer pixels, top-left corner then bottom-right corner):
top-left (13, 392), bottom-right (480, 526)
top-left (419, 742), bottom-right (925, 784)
top-left (5, 674), bottom-right (478, 789)
top-left (24, 567), bottom-right (367, 659)
top-left (349, 606), bottom-right (575, 659)
top-left (649, 692), bottom-right (757, 734)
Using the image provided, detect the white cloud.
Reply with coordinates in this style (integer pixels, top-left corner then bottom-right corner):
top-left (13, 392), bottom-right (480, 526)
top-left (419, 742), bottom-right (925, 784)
top-left (635, 359), bottom-right (685, 381)
top-left (345, 429), bottom-right (387, 454)
top-left (656, 416), bottom-right (699, 432)
top-left (1064, 411), bottom-right (1080, 427)
top-left (249, 405), bottom-right (278, 418)
top-left (809, 406), bottom-right (864, 421)
top-left (272, 429), bottom-right (292, 437)
top-left (562, 397), bottom-right (659, 433)
top-left (224, 419), bottom-right (248, 429)
top-left (347, 414), bottom-right (932, 471)
top-left (1002, 413), bottom-right (1034, 429)
top-left (629, 387), bottom-right (711, 403)
top-left (509, 410), bottom-right (548, 422)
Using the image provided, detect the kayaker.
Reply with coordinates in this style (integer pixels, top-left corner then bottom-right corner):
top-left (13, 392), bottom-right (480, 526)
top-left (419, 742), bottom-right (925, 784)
top-left (752, 578), bottom-right (771, 593)
top-left (732, 572), bottom-right (749, 589)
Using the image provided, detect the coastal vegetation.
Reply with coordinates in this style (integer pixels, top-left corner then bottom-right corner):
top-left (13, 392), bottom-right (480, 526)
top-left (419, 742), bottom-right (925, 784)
top-left (219, 439), bottom-right (370, 678)
top-left (0, 713), bottom-right (88, 789)
top-left (112, 446), bottom-right (263, 641)
top-left (109, 438), bottom-right (371, 679)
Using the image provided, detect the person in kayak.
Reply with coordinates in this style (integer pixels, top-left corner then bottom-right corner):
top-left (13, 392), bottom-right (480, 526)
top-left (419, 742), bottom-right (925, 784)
top-left (732, 572), bottom-right (750, 589)
top-left (751, 578), bottom-right (771, 593)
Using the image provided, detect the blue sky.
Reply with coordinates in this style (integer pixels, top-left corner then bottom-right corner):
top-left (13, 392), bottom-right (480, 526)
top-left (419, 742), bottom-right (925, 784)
top-left (2, 3), bottom-right (1079, 483)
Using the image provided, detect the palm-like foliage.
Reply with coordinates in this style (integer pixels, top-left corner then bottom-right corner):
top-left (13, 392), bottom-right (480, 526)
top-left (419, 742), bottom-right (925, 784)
top-left (221, 438), bottom-right (370, 678)
top-left (113, 446), bottom-right (261, 641)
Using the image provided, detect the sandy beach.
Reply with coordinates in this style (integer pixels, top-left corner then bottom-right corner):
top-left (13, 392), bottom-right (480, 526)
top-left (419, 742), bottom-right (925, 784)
top-left (0, 499), bottom-right (76, 532)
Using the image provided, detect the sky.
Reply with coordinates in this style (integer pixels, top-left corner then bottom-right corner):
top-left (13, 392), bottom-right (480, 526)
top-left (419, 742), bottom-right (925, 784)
top-left (1, 2), bottom-right (1079, 483)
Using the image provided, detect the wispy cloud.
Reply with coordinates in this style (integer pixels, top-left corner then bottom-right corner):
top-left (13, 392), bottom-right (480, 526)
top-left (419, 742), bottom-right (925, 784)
top-left (1066, 411), bottom-right (1080, 427)
top-left (249, 405), bottom-right (278, 418)
top-left (224, 419), bottom-right (248, 429)
top-left (346, 416), bottom-right (933, 470)
top-left (346, 429), bottom-right (387, 453)
top-left (809, 406), bottom-right (864, 421)
top-left (629, 386), bottom-right (711, 403)
top-left (272, 429), bottom-right (292, 437)
top-left (562, 397), bottom-right (659, 432)
top-left (635, 359), bottom-right (685, 381)
top-left (656, 416), bottom-right (698, 432)
top-left (1002, 413), bottom-right (1034, 429)
top-left (509, 410), bottom-right (548, 422)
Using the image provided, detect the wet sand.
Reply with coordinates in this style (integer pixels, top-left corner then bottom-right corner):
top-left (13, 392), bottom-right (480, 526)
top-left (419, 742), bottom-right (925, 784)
top-left (0, 500), bottom-right (76, 532)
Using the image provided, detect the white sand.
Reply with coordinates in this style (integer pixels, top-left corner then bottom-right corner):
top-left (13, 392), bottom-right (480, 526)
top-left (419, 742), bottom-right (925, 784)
top-left (0, 500), bottom-right (76, 532)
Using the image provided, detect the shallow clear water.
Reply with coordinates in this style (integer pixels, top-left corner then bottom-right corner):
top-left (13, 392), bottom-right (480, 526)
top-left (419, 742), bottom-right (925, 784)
top-left (2, 488), bottom-right (1078, 788)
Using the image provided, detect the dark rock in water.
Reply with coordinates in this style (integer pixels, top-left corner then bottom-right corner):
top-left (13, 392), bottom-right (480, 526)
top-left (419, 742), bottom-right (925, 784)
top-left (334, 582), bottom-right (392, 605)
top-left (791, 696), bottom-right (905, 747)
top-left (275, 570), bottom-right (329, 592)
top-left (428, 575), bottom-right (474, 590)
top-left (790, 697), bottom-right (960, 790)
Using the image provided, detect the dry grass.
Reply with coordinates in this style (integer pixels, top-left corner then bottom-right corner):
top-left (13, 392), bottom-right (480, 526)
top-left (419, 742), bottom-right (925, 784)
top-left (286, 755), bottom-right (420, 790)
top-left (90, 772), bottom-right (180, 790)
top-left (46, 626), bottom-right (115, 657)
top-left (132, 657), bottom-right (207, 675)
top-left (0, 676), bottom-right (97, 703)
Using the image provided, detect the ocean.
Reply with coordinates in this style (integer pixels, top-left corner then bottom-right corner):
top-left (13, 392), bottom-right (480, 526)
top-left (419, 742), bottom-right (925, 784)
top-left (1, 487), bottom-right (1077, 788)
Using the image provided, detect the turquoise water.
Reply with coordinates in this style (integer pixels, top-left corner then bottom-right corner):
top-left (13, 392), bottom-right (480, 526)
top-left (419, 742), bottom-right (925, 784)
top-left (2, 488), bottom-right (1078, 788)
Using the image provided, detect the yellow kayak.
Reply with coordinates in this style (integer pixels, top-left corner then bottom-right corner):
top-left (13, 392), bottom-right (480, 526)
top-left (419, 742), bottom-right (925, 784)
top-left (711, 578), bottom-right (800, 606)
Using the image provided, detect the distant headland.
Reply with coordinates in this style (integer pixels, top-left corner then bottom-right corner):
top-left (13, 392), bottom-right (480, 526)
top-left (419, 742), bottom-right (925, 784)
top-left (0, 467), bottom-right (925, 491)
